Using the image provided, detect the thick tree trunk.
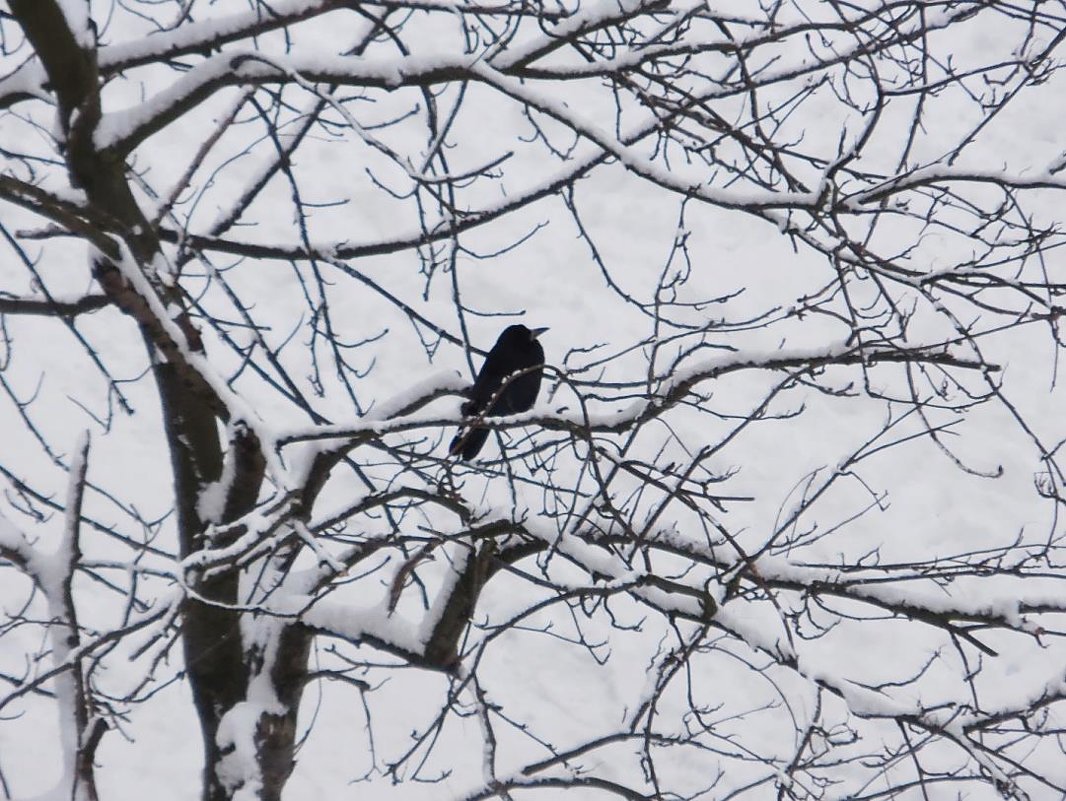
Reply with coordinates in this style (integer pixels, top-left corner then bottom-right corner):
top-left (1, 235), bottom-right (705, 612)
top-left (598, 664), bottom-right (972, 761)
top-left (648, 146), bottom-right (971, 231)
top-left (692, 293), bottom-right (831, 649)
top-left (260, 626), bottom-right (313, 800)
top-left (158, 362), bottom-right (241, 801)
top-left (9, 5), bottom-right (309, 798)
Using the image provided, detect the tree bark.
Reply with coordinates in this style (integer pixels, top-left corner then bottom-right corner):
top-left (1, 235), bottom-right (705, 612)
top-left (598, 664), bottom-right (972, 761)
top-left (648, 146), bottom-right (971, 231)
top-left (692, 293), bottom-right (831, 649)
top-left (9, 5), bottom-right (306, 797)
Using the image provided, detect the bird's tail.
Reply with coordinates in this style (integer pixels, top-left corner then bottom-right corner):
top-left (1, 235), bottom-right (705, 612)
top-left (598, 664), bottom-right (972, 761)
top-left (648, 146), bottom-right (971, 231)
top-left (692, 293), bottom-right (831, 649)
top-left (449, 426), bottom-right (489, 461)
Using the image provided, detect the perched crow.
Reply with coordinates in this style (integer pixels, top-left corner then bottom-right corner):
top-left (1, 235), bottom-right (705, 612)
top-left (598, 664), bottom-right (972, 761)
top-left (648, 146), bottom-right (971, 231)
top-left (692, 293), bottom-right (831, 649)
top-left (449, 324), bottom-right (548, 460)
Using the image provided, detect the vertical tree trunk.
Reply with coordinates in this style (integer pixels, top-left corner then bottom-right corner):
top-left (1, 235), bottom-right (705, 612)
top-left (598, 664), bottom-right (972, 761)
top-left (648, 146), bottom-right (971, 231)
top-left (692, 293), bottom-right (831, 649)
top-left (8, 5), bottom-right (309, 797)
top-left (158, 365), bottom-right (241, 801)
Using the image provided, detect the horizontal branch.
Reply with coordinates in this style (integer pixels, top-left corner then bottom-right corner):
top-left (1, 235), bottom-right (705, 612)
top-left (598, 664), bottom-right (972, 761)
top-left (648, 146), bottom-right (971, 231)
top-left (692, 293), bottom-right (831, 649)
top-left (95, 52), bottom-right (475, 155)
top-left (278, 342), bottom-right (998, 446)
top-left (851, 165), bottom-right (1066, 205)
top-left (95, 0), bottom-right (563, 78)
top-left (0, 175), bottom-right (122, 259)
top-left (0, 293), bottom-right (110, 316)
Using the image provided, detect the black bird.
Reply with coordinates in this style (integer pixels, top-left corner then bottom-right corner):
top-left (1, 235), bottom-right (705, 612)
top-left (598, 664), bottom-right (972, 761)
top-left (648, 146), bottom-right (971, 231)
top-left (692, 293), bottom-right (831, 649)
top-left (449, 324), bottom-right (548, 460)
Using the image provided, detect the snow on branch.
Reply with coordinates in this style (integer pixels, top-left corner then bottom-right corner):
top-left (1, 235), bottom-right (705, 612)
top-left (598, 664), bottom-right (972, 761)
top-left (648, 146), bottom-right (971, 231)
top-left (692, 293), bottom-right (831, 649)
top-left (851, 165), bottom-right (1066, 205)
top-left (276, 340), bottom-right (995, 447)
top-left (94, 51), bottom-right (474, 155)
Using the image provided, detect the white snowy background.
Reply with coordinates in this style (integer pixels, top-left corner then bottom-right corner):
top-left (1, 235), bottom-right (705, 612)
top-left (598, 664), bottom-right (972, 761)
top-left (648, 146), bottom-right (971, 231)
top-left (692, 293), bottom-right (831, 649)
top-left (1, 1), bottom-right (1066, 799)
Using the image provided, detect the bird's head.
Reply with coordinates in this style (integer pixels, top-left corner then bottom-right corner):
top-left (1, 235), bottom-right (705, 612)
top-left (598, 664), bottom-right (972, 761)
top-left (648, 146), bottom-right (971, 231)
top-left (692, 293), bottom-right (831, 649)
top-left (502, 324), bottom-right (548, 344)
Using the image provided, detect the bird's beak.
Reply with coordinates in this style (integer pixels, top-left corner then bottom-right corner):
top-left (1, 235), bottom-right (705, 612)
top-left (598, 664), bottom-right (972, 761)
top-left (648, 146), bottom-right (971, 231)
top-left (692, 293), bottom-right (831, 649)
top-left (530, 327), bottom-right (549, 339)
